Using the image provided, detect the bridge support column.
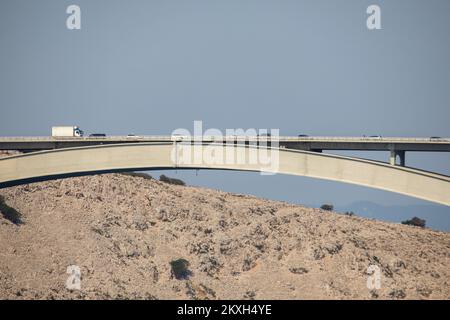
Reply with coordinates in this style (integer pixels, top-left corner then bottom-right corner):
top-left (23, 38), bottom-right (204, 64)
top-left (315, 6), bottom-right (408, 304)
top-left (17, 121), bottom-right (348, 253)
top-left (389, 150), bottom-right (396, 166)
top-left (398, 151), bottom-right (405, 167)
top-left (389, 150), bottom-right (406, 166)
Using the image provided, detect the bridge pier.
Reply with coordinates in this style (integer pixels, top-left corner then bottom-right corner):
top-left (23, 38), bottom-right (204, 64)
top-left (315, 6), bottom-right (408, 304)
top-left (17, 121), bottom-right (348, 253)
top-left (398, 151), bottom-right (406, 166)
top-left (389, 150), bottom-right (405, 166)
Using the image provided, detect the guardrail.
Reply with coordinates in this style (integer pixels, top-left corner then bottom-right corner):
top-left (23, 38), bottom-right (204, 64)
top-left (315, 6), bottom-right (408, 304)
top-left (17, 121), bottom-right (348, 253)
top-left (0, 136), bottom-right (449, 142)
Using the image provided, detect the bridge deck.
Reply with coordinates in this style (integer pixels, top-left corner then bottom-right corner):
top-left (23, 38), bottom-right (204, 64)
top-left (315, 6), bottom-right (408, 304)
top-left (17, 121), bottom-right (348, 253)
top-left (0, 136), bottom-right (449, 152)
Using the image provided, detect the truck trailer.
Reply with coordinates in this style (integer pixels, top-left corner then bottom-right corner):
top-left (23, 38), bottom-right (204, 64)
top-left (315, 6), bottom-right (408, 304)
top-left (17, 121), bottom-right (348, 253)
top-left (51, 126), bottom-right (84, 137)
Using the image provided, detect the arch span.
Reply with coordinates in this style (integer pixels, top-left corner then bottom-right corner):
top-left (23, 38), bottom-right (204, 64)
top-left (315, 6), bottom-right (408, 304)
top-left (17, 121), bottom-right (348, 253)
top-left (0, 142), bottom-right (449, 206)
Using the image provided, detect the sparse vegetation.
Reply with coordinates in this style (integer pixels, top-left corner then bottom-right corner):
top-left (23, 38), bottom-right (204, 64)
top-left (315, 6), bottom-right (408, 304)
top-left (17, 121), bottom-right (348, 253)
top-left (160, 174), bottom-right (186, 186)
top-left (0, 195), bottom-right (23, 225)
top-left (244, 290), bottom-right (256, 300)
top-left (170, 258), bottom-right (191, 280)
top-left (289, 267), bottom-right (308, 274)
top-left (344, 211), bottom-right (355, 216)
top-left (120, 172), bottom-right (153, 180)
top-left (389, 289), bottom-right (407, 299)
top-left (401, 217), bottom-right (426, 228)
top-left (320, 204), bottom-right (334, 211)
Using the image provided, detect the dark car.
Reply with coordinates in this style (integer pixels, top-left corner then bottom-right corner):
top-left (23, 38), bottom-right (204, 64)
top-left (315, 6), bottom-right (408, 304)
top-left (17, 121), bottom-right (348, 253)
top-left (89, 133), bottom-right (106, 137)
top-left (298, 134), bottom-right (309, 137)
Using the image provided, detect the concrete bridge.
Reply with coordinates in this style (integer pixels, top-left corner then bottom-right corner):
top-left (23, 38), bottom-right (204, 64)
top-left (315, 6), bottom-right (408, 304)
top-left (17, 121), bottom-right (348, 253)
top-left (1, 135), bottom-right (449, 166)
top-left (0, 142), bottom-right (449, 206)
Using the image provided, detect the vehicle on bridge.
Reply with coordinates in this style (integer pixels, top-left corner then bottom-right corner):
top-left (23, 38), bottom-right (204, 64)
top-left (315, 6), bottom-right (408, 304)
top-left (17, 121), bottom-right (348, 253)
top-left (51, 126), bottom-right (84, 137)
top-left (89, 133), bottom-right (107, 138)
top-left (171, 134), bottom-right (190, 142)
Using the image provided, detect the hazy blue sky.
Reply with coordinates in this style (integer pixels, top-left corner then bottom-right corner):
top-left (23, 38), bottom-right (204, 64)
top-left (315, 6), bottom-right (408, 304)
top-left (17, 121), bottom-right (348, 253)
top-left (1, 1), bottom-right (449, 227)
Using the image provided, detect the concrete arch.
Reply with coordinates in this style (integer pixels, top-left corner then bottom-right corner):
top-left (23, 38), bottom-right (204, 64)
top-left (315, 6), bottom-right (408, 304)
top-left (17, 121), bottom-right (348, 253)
top-left (0, 142), bottom-right (449, 206)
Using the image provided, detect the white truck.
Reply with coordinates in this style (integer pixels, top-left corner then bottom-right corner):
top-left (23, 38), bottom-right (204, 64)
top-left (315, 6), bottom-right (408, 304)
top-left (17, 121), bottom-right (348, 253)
top-left (51, 126), bottom-right (84, 137)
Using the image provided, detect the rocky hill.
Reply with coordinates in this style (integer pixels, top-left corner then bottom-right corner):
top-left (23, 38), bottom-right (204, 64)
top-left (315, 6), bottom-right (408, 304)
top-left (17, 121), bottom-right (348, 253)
top-left (0, 173), bottom-right (449, 299)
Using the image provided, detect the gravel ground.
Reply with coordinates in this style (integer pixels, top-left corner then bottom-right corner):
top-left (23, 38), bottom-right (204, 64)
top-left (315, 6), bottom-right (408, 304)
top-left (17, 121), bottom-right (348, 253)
top-left (0, 173), bottom-right (449, 299)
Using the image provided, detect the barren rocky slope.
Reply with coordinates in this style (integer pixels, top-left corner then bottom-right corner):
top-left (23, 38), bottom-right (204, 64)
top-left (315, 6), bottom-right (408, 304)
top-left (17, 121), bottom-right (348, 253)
top-left (0, 173), bottom-right (449, 299)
